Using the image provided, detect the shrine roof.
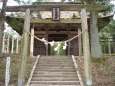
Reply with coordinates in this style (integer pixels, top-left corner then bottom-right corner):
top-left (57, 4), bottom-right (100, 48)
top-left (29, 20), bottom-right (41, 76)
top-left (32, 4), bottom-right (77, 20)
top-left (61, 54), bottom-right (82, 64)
top-left (5, 15), bottom-right (112, 35)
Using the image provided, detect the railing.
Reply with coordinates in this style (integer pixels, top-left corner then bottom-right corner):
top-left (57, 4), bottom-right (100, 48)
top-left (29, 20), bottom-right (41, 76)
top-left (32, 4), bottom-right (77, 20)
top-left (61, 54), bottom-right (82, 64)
top-left (100, 40), bottom-right (115, 56)
top-left (72, 55), bottom-right (84, 86)
top-left (26, 55), bottom-right (40, 86)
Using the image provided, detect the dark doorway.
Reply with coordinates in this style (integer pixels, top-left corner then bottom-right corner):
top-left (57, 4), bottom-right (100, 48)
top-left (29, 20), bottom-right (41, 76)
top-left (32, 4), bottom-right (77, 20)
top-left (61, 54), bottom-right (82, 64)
top-left (48, 34), bottom-right (67, 41)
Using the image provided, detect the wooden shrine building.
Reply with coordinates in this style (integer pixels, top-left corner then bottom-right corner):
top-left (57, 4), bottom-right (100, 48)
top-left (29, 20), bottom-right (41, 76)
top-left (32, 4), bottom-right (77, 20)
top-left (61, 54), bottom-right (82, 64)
top-left (5, 2), bottom-right (111, 56)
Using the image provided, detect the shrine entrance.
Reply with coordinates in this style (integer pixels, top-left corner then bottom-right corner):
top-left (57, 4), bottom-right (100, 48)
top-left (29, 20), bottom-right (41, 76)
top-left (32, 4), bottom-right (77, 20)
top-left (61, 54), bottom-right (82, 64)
top-left (48, 34), bottom-right (68, 55)
top-left (33, 23), bottom-right (79, 56)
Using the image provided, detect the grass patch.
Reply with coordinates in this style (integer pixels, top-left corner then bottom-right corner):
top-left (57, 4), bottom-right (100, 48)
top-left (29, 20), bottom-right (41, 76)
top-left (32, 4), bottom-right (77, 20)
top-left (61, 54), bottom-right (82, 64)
top-left (91, 56), bottom-right (109, 63)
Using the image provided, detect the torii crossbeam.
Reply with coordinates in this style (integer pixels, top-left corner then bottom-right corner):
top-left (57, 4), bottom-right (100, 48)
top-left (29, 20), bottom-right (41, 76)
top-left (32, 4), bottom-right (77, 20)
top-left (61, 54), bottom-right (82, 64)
top-left (6, 2), bottom-right (106, 12)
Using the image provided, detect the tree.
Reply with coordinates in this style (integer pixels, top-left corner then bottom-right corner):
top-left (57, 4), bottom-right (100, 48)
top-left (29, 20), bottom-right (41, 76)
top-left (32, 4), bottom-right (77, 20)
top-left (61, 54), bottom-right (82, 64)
top-left (61, 0), bottom-right (81, 2)
top-left (14, 0), bottom-right (32, 5)
top-left (0, 0), bottom-right (7, 57)
top-left (60, 0), bottom-right (113, 58)
top-left (100, 19), bottom-right (115, 53)
top-left (89, 0), bottom-right (113, 58)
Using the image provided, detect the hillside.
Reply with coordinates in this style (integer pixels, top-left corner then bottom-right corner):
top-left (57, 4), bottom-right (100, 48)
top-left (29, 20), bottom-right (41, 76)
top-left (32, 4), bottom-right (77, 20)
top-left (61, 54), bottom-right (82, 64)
top-left (0, 54), bottom-right (36, 86)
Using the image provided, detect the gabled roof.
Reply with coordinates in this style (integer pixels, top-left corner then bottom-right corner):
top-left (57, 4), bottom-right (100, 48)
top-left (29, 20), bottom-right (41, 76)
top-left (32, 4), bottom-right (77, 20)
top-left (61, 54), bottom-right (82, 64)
top-left (5, 15), bottom-right (113, 35)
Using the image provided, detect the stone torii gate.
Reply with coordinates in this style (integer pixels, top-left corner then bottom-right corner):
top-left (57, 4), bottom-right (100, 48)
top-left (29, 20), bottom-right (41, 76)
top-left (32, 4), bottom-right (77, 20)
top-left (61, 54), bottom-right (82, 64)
top-left (5, 2), bottom-right (106, 86)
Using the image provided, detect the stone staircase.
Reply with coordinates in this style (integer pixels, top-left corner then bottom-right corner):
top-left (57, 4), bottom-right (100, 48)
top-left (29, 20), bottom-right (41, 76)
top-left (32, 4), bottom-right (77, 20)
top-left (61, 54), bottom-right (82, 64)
top-left (29, 56), bottom-right (83, 86)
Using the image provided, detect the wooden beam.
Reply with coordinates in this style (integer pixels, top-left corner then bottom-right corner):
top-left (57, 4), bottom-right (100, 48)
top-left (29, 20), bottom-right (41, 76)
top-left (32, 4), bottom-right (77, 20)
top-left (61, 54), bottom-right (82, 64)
top-left (18, 9), bottom-right (30, 86)
top-left (48, 31), bottom-right (68, 34)
top-left (81, 8), bottom-right (92, 86)
top-left (6, 3), bottom-right (106, 12)
top-left (31, 19), bottom-right (81, 24)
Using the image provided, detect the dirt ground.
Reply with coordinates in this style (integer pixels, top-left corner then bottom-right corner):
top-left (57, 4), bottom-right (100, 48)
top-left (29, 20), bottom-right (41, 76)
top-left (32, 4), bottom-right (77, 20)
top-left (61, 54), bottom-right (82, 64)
top-left (76, 56), bottom-right (115, 86)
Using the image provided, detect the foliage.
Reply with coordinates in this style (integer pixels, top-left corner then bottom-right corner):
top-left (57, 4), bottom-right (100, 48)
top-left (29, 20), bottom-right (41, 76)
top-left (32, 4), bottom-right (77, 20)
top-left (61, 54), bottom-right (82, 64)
top-left (100, 19), bottom-right (115, 38)
top-left (50, 43), bottom-right (66, 55)
top-left (91, 55), bottom-right (108, 63)
top-left (61, 0), bottom-right (81, 2)
top-left (14, 0), bottom-right (32, 5)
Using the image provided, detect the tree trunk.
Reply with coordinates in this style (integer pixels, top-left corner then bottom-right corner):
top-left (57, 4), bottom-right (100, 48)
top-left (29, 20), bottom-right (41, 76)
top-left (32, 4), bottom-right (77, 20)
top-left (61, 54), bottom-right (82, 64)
top-left (81, 8), bottom-right (92, 85)
top-left (0, 0), bottom-right (7, 57)
top-left (90, 11), bottom-right (102, 58)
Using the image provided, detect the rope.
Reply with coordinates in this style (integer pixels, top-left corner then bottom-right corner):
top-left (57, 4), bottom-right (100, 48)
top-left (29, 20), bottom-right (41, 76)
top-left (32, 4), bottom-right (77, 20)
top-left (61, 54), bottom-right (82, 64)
top-left (64, 28), bottom-right (87, 43)
top-left (23, 28), bottom-right (88, 44)
top-left (23, 29), bottom-right (48, 44)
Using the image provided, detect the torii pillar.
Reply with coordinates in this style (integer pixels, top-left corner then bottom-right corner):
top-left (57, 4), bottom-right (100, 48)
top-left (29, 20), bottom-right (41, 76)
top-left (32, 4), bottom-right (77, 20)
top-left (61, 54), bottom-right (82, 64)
top-left (30, 28), bottom-right (34, 56)
top-left (78, 28), bottom-right (82, 57)
top-left (81, 8), bottom-right (92, 86)
top-left (18, 9), bottom-right (30, 86)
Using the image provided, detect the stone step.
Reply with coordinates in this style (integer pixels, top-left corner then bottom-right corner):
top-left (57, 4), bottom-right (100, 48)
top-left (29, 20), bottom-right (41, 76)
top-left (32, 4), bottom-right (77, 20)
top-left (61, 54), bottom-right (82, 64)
top-left (29, 56), bottom-right (82, 86)
top-left (34, 69), bottom-right (76, 72)
top-left (37, 66), bottom-right (75, 68)
top-left (30, 84), bottom-right (80, 86)
top-left (33, 71), bottom-right (77, 75)
top-left (36, 66), bottom-right (75, 69)
top-left (39, 57), bottom-right (72, 59)
top-left (31, 77), bottom-right (79, 81)
top-left (33, 74), bottom-right (78, 77)
top-left (38, 61), bottom-right (73, 63)
top-left (37, 63), bottom-right (73, 66)
top-left (37, 64), bottom-right (74, 67)
top-left (30, 81), bottom-right (80, 85)
top-left (38, 61), bottom-right (73, 64)
top-left (36, 67), bottom-right (75, 70)
top-left (39, 56), bottom-right (71, 58)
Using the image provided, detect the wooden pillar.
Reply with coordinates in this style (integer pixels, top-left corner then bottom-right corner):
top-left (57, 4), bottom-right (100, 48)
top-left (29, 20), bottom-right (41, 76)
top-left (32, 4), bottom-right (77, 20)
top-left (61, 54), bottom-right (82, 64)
top-left (78, 28), bottom-right (82, 57)
top-left (2, 33), bottom-right (5, 53)
top-left (108, 38), bottom-right (111, 57)
top-left (81, 8), bottom-right (92, 86)
top-left (16, 37), bottom-right (19, 54)
top-left (46, 37), bottom-right (48, 56)
top-left (11, 36), bottom-right (14, 53)
top-left (6, 34), bottom-right (10, 53)
top-left (30, 28), bottom-right (34, 56)
top-left (68, 27), bottom-right (70, 56)
top-left (18, 9), bottom-right (30, 86)
top-left (68, 42), bottom-right (70, 56)
top-left (46, 26), bottom-right (48, 56)
top-left (0, 0), bottom-right (7, 57)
